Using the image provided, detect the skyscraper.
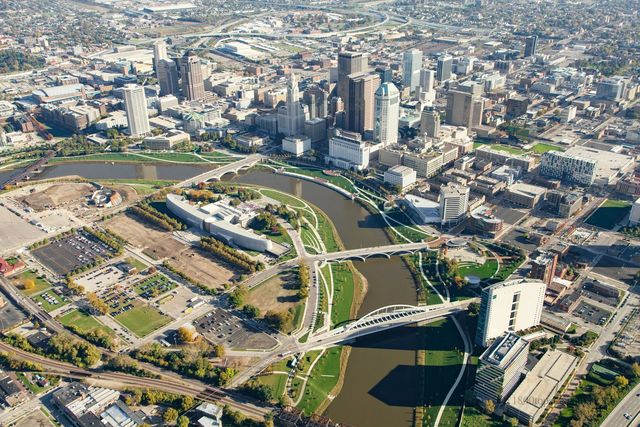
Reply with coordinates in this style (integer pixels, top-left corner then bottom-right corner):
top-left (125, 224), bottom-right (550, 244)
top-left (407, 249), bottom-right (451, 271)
top-left (344, 72), bottom-right (381, 135)
top-left (153, 39), bottom-right (168, 71)
top-left (475, 279), bottom-right (547, 347)
top-left (374, 82), bottom-right (399, 146)
top-left (524, 35), bottom-right (538, 58)
top-left (420, 108), bottom-right (440, 138)
top-left (439, 183), bottom-right (469, 225)
top-left (179, 51), bottom-right (205, 101)
top-left (337, 51), bottom-right (368, 102)
top-left (402, 49), bottom-right (422, 92)
top-left (418, 69), bottom-right (436, 103)
top-left (277, 73), bottom-right (306, 137)
top-left (157, 59), bottom-right (180, 96)
top-left (123, 84), bottom-right (150, 137)
top-left (445, 90), bottom-right (484, 131)
top-left (302, 84), bottom-right (329, 120)
top-left (436, 55), bottom-right (453, 82)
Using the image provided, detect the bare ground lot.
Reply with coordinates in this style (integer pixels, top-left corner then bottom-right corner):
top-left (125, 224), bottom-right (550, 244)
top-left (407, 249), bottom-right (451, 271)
top-left (106, 214), bottom-right (236, 288)
top-left (0, 205), bottom-right (46, 255)
top-left (15, 407), bottom-right (54, 427)
top-left (20, 183), bottom-right (94, 211)
top-left (246, 270), bottom-right (300, 314)
top-left (166, 247), bottom-right (236, 290)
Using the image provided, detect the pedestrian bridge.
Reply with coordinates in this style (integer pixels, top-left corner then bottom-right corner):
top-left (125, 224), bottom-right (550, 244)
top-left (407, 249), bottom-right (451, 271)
top-left (308, 241), bottom-right (438, 263)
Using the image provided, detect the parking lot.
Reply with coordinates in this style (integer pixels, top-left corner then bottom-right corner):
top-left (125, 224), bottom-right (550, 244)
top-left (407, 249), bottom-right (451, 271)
top-left (572, 301), bottom-right (612, 326)
top-left (98, 284), bottom-right (138, 317)
top-left (32, 230), bottom-right (117, 276)
top-left (133, 274), bottom-right (177, 300)
top-left (195, 308), bottom-right (278, 350)
top-left (76, 265), bottom-right (127, 293)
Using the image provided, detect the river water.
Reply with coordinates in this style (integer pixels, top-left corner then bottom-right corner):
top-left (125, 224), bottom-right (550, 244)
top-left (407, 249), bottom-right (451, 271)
top-left (17, 162), bottom-right (421, 427)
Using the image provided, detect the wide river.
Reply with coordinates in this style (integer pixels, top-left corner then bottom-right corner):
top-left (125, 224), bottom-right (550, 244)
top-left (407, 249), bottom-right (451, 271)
top-left (15, 162), bottom-right (422, 426)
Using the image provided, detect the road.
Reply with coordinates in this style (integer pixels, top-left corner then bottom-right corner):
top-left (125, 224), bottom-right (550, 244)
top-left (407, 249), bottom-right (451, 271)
top-left (602, 382), bottom-right (640, 427)
top-left (306, 241), bottom-right (433, 262)
top-left (177, 154), bottom-right (263, 187)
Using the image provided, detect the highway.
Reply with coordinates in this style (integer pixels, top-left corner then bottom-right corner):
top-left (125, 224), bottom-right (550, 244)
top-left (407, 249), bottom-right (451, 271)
top-left (602, 382), bottom-right (640, 427)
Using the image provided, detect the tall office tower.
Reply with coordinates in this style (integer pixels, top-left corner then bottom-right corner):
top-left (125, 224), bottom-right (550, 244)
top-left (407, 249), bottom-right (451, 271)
top-left (277, 73), bottom-right (306, 137)
top-left (329, 96), bottom-right (344, 116)
top-left (439, 183), bottom-right (469, 225)
top-left (344, 72), bottom-right (381, 135)
top-left (179, 51), bottom-right (205, 101)
top-left (418, 69), bottom-right (436, 103)
top-left (302, 85), bottom-right (329, 119)
top-left (445, 90), bottom-right (484, 131)
top-left (374, 82), bottom-right (400, 146)
top-left (436, 55), bottom-right (453, 82)
top-left (524, 35), bottom-right (538, 58)
top-left (153, 39), bottom-right (168, 71)
top-left (123, 84), bottom-right (150, 138)
top-left (596, 77), bottom-right (626, 101)
top-left (337, 51), bottom-right (368, 102)
top-left (475, 279), bottom-right (547, 347)
top-left (402, 49), bottom-right (422, 92)
top-left (157, 59), bottom-right (180, 96)
top-left (420, 108), bottom-right (440, 138)
top-left (474, 333), bottom-right (530, 404)
top-left (375, 65), bottom-right (393, 83)
top-left (530, 251), bottom-right (558, 286)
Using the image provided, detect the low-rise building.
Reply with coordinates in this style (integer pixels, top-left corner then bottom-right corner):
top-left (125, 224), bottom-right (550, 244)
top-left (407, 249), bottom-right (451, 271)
top-left (506, 183), bottom-right (546, 208)
top-left (384, 165), bottom-right (417, 190)
top-left (143, 130), bottom-right (190, 150)
top-left (282, 135), bottom-right (311, 157)
top-left (468, 205), bottom-right (504, 237)
top-left (402, 194), bottom-right (441, 224)
top-left (327, 129), bottom-right (371, 171)
top-left (475, 145), bottom-right (535, 172)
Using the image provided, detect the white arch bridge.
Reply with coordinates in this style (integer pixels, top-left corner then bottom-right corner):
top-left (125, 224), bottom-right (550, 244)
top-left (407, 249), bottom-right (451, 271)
top-left (178, 154), bottom-right (263, 188)
top-left (294, 299), bottom-right (476, 353)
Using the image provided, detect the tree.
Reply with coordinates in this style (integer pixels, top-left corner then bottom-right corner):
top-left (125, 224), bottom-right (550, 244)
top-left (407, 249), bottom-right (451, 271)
top-left (163, 408), bottom-right (179, 424)
top-left (509, 417), bottom-right (519, 427)
top-left (219, 367), bottom-right (236, 386)
top-left (614, 375), bottom-right (629, 389)
top-left (573, 402), bottom-right (597, 422)
top-left (483, 399), bottom-right (495, 414)
top-left (468, 302), bottom-right (480, 316)
top-left (631, 362), bottom-right (640, 378)
top-left (22, 278), bottom-right (35, 290)
top-left (177, 415), bottom-right (189, 427)
top-left (242, 304), bottom-right (260, 318)
top-left (177, 326), bottom-right (196, 343)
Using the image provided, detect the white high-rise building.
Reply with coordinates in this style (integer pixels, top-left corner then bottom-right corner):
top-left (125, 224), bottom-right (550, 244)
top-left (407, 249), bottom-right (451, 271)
top-left (153, 39), bottom-right (168, 71)
top-left (327, 129), bottom-right (371, 171)
top-left (374, 82), bottom-right (399, 146)
top-left (403, 49), bottom-right (422, 92)
top-left (122, 84), bottom-right (150, 138)
top-left (475, 279), bottom-right (547, 347)
top-left (437, 55), bottom-right (453, 82)
top-left (277, 73), bottom-right (307, 137)
top-left (418, 69), bottom-right (436, 103)
top-left (439, 183), bottom-right (469, 225)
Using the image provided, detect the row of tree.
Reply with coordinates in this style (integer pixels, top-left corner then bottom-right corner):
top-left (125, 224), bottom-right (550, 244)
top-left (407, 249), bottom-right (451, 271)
top-left (130, 202), bottom-right (185, 231)
top-left (82, 227), bottom-right (125, 254)
top-left (4, 332), bottom-right (101, 368)
top-left (200, 236), bottom-right (265, 274)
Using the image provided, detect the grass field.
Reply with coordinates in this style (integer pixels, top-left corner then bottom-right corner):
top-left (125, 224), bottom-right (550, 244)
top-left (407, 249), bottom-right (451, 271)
top-left (296, 347), bottom-right (343, 415)
top-left (259, 188), bottom-right (307, 209)
top-left (473, 142), bottom-right (527, 155)
top-left (531, 142), bottom-right (564, 154)
top-left (125, 257), bottom-right (148, 272)
top-left (331, 263), bottom-right (357, 326)
top-left (58, 309), bottom-right (113, 335)
top-left (50, 151), bottom-right (233, 164)
top-left (115, 305), bottom-right (171, 337)
top-left (256, 373), bottom-right (288, 400)
top-left (585, 199), bottom-right (631, 230)
top-left (14, 270), bottom-right (51, 296)
top-left (32, 291), bottom-right (68, 312)
top-left (283, 165), bottom-right (356, 193)
top-left (456, 259), bottom-right (499, 282)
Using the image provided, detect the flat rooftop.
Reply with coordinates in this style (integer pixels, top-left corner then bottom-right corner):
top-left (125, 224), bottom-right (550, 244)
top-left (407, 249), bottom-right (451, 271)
top-left (565, 146), bottom-right (634, 182)
top-left (481, 332), bottom-right (530, 368)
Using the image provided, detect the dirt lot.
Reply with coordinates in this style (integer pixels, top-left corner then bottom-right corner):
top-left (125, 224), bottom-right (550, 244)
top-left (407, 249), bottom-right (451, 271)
top-left (166, 247), bottom-right (235, 290)
top-left (105, 214), bottom-right (183, 259)
top-left (21, 183), bottom-right (95, 211)
top-left (15, 407), bottom-right (54, 427)
top-left (246, 270), bottom-right (300, 313)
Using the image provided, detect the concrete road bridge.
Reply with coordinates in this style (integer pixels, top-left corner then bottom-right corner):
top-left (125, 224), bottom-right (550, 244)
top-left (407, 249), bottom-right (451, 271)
top-left (178, 154), bottom-right (263, 187)
top-left (308, 241), bottom-right (436, 262)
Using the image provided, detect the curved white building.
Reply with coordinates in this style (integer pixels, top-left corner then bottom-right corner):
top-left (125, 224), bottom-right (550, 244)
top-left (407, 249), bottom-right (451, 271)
top-left (374, 82), bottom-right (400, 147)
top-left (166, 193), bottom-right (272, 253)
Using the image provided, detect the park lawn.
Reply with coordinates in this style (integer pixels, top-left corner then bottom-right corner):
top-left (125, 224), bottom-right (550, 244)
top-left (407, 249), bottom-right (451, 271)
top-left (260, 188), bottom-right (307, 209)
top-left (32, 291), bottom-right (68, 312)
top-left (285, 165), bottom-right (356, 193)
top-left (532, 142), bottom-right (565, 154)
top-left (585, 199), bottom-right (631, 230)
top-left (313, 206), bottom-right (341, 253)
top-left (14, 270), bottom-right (51, 296)
top-left (474, 142), bottom-right (528, 155)
top-left (137, 152), bottom-right (206, 163)
top-left (461, 406), bottom-right (504, 427)
top-left (330, 263), bottom-right (356, 326)
top-left (115, 305), bottom-right (171, 337)
top-left (58, 309), bottom-right (113, 335)
top-left (296, 347), bottom-right (343, 415)
top-left (456, 259), bottom-right (499, 281)
top-left (125, 257), bottom-right (148, 272)
top-left (256, 373), bottom-right (288, 399)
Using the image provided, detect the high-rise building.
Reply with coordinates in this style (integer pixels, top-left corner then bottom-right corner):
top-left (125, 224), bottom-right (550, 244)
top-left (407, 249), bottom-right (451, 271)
top-left (157, 59), bottom-right (180, 96)
top-left (302, 85), bottom-right (329, 120)
top-left (374, 82), bottom-right (400, 146)
top-left (277, 73), bottom-right (307, 137)
top-left (344, 72), bottom-right (381, 135)
top-left (445, 90), bottom-right (484, 131)
top-left (439, 183), bottom-right (469, 225)
top-left (436, 55), bottom-right (453, 82)
top-left (327, 129), bottom-right (371, 171)
top-left (153, 39), bottom-right (168, 71)
top-left (179, 51), bottom-right (205, 101)
top-left (596, 77), bottom-right (626, 101)
top-left (475, 279), bottom-right (547, 347)
top-left (402, 49), bottom-right (422, 92)
top-left (539, 150), bottom-right (597, 186)
top-left (530, 251), bottom-right (558, 286)
top-left (122, 84), bottom-right (150, 137)
top-left (474, 333), bottom-right (530, 404)
top-left (375, 65), bottom-right (393, 83)
top-left (337, 51), bottom-right (368, 102)
top-left (418, 69), bottom-right (436, 103)
top-left (420, 109), bottom-right (440, 138)
top-left (524, 35), bottom-right (538, 58)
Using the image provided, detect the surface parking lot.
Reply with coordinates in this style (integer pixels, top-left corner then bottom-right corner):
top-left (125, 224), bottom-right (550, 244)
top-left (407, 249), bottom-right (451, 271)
top-left (76, 265), bottom-right (127, 293)
top-left (32, 230), bottom-right (116, 276)
top-left (572, 301), bottom-right (612, 326)
top-left (98, 285), bottom-right (137, 317)
top-left (195, 308), bottom-right (278, 350)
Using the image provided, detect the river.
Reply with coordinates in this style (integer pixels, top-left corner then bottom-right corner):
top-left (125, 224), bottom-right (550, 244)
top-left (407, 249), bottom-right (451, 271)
top-left (17, 162), bottom-right (421, 427)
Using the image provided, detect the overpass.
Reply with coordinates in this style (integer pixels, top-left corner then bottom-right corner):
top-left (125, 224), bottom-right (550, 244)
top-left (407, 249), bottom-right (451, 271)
top-left (291, 299), bottom-right (475, 353)
top-left (1, 150), bottom-right (56, 189)
top-left (307, 241), bottom-right (436, 262)
top-left (178, 154), bottom-right (263, 187)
